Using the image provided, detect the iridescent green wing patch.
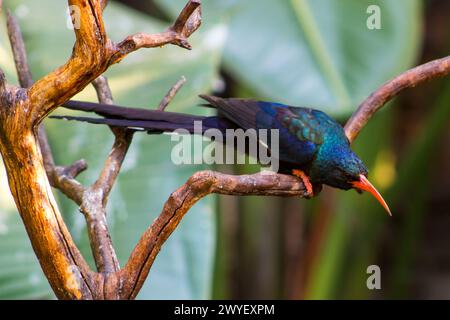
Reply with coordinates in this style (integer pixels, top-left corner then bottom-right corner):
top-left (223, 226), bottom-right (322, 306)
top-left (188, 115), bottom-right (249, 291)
top-left (280, 108), bottom-right (324, 145)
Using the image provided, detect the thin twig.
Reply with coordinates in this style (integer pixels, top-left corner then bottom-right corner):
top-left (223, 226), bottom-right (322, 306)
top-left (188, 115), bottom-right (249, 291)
top-left (344, 55), bottom-right (450, 143)
top-left (82, 76), bottom-right (121, 273)
top-left (91, 76), bottom-right (134, 204)
top-left (6, 10), bottom-right (32, 88)
top-left (79, 76), bottom-right (133, 274)
top-left (158, 76), bottom-right (187, 111)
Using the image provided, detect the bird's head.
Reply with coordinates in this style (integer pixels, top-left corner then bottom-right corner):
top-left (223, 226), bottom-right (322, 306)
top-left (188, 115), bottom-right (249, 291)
top-left (313, 146), bottom-right (391, 216)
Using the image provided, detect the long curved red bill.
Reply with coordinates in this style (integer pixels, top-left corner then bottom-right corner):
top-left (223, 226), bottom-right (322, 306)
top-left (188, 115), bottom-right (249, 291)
top-left (352, 174), bottom-right (392, 216)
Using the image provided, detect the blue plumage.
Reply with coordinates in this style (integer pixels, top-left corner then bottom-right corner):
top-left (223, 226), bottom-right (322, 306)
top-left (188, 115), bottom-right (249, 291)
top-left (199, 95), bottom-right (367, 190)
top-left (54, 95), bottom-right (391, 214)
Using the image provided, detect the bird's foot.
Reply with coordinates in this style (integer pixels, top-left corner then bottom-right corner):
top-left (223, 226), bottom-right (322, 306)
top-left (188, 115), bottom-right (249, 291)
top-left (292, 169), bottom-right (314, 198)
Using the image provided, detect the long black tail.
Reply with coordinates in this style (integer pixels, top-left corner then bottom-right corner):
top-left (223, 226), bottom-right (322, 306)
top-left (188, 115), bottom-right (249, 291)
top-left (52, 98), bottom-right (235, 134)
top-left (54, 96), bottom-right (278, 170)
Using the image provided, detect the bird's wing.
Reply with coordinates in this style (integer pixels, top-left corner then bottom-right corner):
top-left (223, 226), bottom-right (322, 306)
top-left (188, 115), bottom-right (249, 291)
top-left (199, 95), bottom-right (321, 166)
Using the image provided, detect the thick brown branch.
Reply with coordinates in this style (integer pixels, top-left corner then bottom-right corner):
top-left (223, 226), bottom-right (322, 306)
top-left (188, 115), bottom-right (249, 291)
top-left (172, 0), bottom-right (202, 37)
top-left (1, 8), bottom-right (98, 299)
top-left (51, 161), bottom-right (87, 205)
top-left (120, 171), bottom-right (307, 299)
top-left (5, 0), bottom-right (201, 287)
top-left (91, 76), bottom-right (134, 203)
top-left (92, 76), bottom-right (114, 105)
top-left (7, 10), bottom-right (53, 169)
top-left (26, 0), bottom-right (201, 125)
top-left (344, 55), bottom-right (450, 143)
top-left (6, 10), bottom-right (88, 205)
top-left (28, 0), bottom-right (109, 123)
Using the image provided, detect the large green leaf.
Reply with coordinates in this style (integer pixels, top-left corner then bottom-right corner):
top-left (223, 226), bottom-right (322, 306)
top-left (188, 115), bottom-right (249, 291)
top-left (0, 0), bottom-right (224, 299)
top-left (157, 0), bottom-right (421, 115)
top-left (222, 0), bottom-right (422, 115)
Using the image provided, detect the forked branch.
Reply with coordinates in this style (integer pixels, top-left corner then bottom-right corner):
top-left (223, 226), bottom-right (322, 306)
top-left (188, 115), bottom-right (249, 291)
top-left (28, 0), bottom-right (201, 125)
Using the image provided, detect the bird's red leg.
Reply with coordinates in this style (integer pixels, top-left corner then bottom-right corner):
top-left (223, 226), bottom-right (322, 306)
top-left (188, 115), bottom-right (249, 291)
top-left (292, 169), bottom-right (313, 197)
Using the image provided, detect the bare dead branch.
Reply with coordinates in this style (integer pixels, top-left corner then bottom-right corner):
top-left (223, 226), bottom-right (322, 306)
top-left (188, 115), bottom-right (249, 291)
top-left (9, 0), bottom-right (448, 301)
top-left (113, 0), bottom-right (201, 61)
top-left (1, 8), bottom-right (97, 299)
top-left (100, 0), bottom-right (108, 10)
top-left (91, 76), bottom-right (134, 203)
top-left (344, 55), bottom-right (450, 143)
top-left (172, 0), bottom-right (202, 37)
top-left (6, 11), bottom-right (32, 88)
top-left (80, 191), bottom-right (119, 274)
top-left (117, 55), bottom-right (450, 299)
top-left (6, 10), bottom-right (88, 205)
top-left (92, 76), bottom-right (114, 105)
top-left (0, 0), bottom-right (207, 299)
top-left (25, 0), bottom-right (201, 126)
top-left (80, 76), bottom-right (132, 274)
top-left (7, 11), bottom-right (54, 171)
top-left (51, 165), bottom-right (86, 204)
top-left (93, 130), bottom-right (134, 204)
top-left (0, 69), bottom-right (5, 96)
top-left (28, 0), bottom-right (109, 123)
top-left (58, 159), bottom-right (88, 179)
top-left (158, 76), bottom-right (187, 111)
top-left (120, 171), bottom-right (307, 299)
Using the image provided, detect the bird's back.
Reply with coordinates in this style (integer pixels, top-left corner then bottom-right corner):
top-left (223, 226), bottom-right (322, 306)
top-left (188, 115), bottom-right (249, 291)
top-left (199, 95), bottom-right (348, 169)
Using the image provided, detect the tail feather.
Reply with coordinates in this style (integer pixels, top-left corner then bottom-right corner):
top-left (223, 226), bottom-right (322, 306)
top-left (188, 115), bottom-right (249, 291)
top-left (54, 96), bottom-right (251, 133)
top-left (63, 100), bottom-right (204, 124)
top-left (199, 95), bottom-right (260, 130)
top-left (50, 115), bottom-right (231, 134)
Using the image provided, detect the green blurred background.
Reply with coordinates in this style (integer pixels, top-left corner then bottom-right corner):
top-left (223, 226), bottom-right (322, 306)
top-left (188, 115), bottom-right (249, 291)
top-left (0, 0), bottom-right (449, 299)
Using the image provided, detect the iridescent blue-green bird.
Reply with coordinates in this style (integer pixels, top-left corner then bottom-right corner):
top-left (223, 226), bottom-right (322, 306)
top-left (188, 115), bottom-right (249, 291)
top-left (54, 95), bottom-right (391, 215)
